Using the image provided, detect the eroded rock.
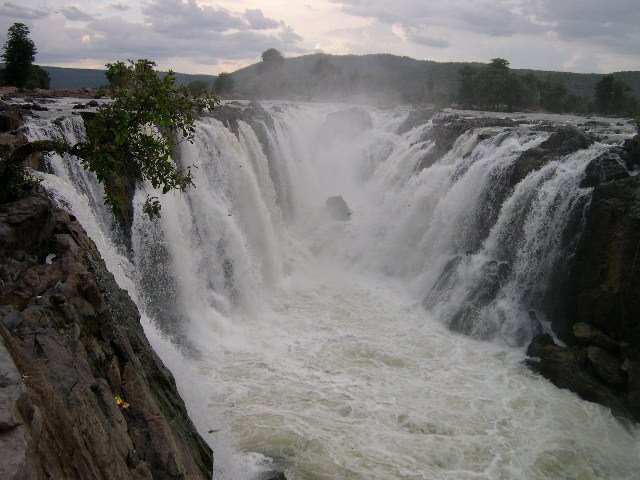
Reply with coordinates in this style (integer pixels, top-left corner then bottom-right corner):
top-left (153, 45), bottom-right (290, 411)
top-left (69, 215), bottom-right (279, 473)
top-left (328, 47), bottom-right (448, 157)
top-left (0, 195), bottom-right (213, 479)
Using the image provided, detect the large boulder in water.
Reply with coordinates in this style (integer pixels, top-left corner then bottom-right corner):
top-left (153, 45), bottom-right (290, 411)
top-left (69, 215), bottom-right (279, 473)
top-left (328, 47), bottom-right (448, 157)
top-left (325, 195), bottom-right (351, 221)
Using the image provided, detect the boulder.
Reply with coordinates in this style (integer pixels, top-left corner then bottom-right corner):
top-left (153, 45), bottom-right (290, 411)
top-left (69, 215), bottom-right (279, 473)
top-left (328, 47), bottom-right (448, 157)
top-left (325, 195), bottom-right (351, 221)
top-left (573, 322), bottom-right (619, 350)
top-left (580, 152), bottom-right (629, 188)
top-left (526, 335), bottom-right (631, 419)
top-left (0, 111), bottom-right (21, 133)
top-left (587, 346), bottom-right (625, 387)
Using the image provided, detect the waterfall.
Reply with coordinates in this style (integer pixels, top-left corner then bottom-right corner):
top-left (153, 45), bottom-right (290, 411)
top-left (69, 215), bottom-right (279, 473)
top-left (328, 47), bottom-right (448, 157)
top-left (23, 101), bottom-right (640, 479)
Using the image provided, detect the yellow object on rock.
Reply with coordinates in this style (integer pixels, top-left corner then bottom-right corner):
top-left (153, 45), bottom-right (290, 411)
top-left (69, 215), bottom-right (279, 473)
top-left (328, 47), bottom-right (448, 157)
top-left (115, 394), bottom-right (130, 409)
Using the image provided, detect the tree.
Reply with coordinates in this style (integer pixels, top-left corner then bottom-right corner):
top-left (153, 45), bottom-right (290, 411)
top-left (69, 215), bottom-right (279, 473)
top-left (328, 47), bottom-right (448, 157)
top-left (481, 58), bottom-right (511, 110)
top-left (540, 79), bottom-right (567, 113)
top-left (213, 72), bottom-right (234, 94)
top-left (1, 23), bottom-right (37, 88)
top-left (261, 48), bottom-right (284, 64)
top-left (73, 59), bottom-right (218, 218)
top-left (595, 74), bottom-right (636, 116)
top-left (186, 80), bottom-right (211, 97)
top-left (458, 65), bottom-right (477, 108)
top-left (25, 65), bottom-right (50, 89)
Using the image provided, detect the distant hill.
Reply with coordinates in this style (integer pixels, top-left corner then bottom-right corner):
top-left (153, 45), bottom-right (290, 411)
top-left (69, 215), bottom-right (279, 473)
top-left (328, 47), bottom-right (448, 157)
top-left (38, 55), bottom-right (640, 106)
top-left (229, 53), bottom-right (640, 104)
top-left (41, 66), bottom-right (215, 89)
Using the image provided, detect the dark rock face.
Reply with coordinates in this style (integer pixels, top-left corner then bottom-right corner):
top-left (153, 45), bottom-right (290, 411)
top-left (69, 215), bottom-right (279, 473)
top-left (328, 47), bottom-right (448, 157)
top-left (511, 127), bottom-right (594, 186)
top-left (413, 114), bottom-right (517, 172)
top-left (527, 139), bottom-right (640, 422)
top-left (580, 152), bottom-right (629, 188)
top-left (526, 334), bottom-right (631, 419)
top-left (0, 195), bottom-right (213, 479)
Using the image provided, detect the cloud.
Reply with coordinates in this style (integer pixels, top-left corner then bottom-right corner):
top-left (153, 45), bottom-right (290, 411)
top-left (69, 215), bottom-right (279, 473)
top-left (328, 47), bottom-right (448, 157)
top-left (244, 9), bottom-right (279, 30)
top-left (10, 0), bottom-right (304, 72)
top-left (109, 3), bottom-right (130, 11)
top-left (61, 6), bottom-right (94, 22)
top-left (0, 2), bottom-right (48, 20)
top-left (332, 0), bottom-right (640, 55)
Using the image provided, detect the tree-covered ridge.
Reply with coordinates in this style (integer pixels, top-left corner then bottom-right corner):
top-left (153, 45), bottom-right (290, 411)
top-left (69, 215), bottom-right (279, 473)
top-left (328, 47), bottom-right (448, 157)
top-left (458, 58), bottom-right (638, 115)
top-left (229, 53), bottom-right (640, 107)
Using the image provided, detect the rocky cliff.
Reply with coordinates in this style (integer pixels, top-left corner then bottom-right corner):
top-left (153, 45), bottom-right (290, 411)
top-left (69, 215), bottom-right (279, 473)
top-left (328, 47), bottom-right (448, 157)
top-left (527, 140), bottom-right (640, 422)
top-left (0, 194), bottom-right (213, 479)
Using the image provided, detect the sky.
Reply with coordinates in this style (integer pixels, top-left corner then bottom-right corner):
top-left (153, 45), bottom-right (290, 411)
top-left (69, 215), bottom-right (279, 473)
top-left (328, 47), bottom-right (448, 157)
top-left (2, 0), bottom-right (639, 75)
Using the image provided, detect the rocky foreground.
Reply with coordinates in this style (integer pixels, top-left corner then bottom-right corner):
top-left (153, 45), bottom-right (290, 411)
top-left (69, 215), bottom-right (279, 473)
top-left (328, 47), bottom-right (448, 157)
top-left (0, 111), bottom-right (213, 480)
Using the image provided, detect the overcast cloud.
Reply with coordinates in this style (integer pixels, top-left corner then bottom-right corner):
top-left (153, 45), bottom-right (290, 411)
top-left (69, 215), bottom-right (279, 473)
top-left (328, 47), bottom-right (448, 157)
top-left (1, 0), bottom-right (638, 74)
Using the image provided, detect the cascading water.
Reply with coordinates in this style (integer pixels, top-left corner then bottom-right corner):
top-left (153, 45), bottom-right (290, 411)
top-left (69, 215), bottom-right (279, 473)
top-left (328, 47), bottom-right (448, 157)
top-left (23, 100), bottom-right (640, 479)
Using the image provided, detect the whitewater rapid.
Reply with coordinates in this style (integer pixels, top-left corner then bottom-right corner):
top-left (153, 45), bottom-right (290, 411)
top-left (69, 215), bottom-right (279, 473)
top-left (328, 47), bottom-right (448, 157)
top-left (23, 99), bottom-right (640, 479)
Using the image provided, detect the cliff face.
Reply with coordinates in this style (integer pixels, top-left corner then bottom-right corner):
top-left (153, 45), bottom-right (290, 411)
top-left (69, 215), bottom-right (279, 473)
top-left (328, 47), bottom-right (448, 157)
top-left (0, 195), bottom-right (213, 479)
top-left (527, 142), bottom-right (640, 422)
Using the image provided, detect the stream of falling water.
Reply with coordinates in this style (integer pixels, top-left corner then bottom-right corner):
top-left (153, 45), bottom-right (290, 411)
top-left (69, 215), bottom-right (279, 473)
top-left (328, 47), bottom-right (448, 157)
top-left (23, 99), bottom-right (640, 479)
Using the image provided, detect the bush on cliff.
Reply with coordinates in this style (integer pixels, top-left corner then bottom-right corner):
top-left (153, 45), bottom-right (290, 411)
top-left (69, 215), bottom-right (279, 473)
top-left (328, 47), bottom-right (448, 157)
top-left (72, 59), bottom-right (218, 218)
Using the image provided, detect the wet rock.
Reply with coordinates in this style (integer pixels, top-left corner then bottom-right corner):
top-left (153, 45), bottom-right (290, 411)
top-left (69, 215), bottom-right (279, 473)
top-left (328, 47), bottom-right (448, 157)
top-left (396, 107), bottom-right (438, 135)
top-left (257, 471), bottom-right (288, 480)
top-left (580, 152), bottom-right (629, 188)
top-left (526, 335), bottom-right (631, 419)
top-left (20, 103), bottom-right (48, 112)
top-left (414, 114), bottom-right (516, 172)
top-left (448, 259), bottom-right (511, 336)
top-left (560, 175), bottom-right (640, 343)
top-left (511, 127), bottom-right (595, 185)
top-left (0, 111), bottom-right (21, 132)
top-left (0, 195), bottom-right (213, 478)
top-left (87, 100), bottom-right (99, 107)
top-left (587, 346), bottom-right (625, 387)
top-left (573, 322), bottom-right (619, 350)
top-left (0, 196), bottom-right (56, 256)
top-left (325, 195), bottom-right (351, 221)
top-left (72, 103), bottom-right (86, 110)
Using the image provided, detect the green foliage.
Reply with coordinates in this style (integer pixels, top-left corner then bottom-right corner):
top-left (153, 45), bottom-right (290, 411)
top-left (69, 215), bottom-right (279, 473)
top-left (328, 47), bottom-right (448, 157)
top-left (540, 79), bottom-right (567, 112)
top-left (455, 57), bottom-right (640, 115)
top-left (73, 59), bottom-right (219, 218)
top-left (213, 72), bottom-right (234, 94)
top-left (0, 162), bottom-right (40, 203)
top-left (594, 74), bottom-right (638, 116)
top-left (2, 23), bottom-right (37, 88)
top-left (186, 80), bottom-right (211, 97)
top-left (261, 48), bottom-right (284, 64)
top-left (24, 65), bottom-right (50, 89)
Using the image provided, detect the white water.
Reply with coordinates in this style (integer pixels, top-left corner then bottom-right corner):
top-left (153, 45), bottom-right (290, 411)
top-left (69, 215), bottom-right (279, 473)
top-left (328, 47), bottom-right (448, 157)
top-left (23, 101), bottom-right (640, 479)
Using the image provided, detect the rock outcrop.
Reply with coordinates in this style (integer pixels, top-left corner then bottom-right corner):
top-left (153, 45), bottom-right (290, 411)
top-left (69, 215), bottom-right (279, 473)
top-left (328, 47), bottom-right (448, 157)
top-left (528, 140), bottom-right (640, 422)
top-left (0, 195), bottom-right (213, 479)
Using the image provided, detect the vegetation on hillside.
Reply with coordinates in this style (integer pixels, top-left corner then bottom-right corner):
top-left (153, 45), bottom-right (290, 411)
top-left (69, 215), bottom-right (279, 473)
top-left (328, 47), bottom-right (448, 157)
top-left (227, 52), bottom-right (640, 114)
top-left (213, 72), bottom-right (234, 94)
top-left (458, 59), bottom-right (638, 115)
